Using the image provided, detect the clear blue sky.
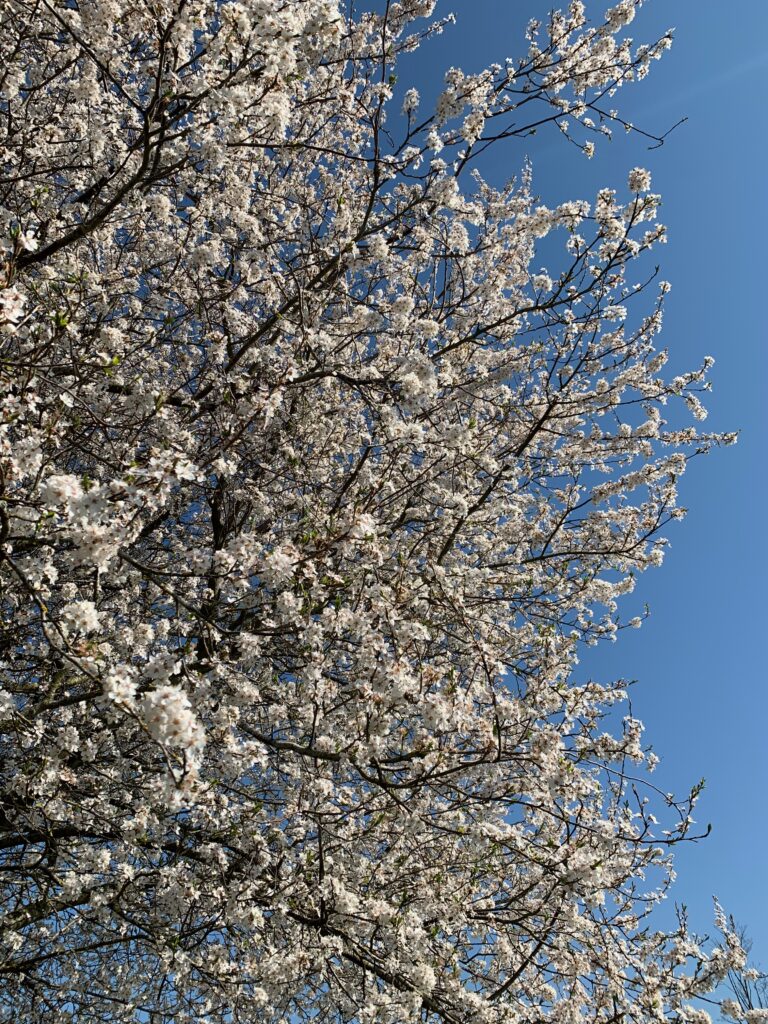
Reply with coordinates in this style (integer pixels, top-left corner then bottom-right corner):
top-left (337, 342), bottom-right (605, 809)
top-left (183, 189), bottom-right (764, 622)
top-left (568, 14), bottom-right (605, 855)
top-left (397, 0), bottom-right (768, 962)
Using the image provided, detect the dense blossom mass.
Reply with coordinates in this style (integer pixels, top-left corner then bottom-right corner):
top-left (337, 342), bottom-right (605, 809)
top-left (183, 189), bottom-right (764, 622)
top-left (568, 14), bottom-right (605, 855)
top-left (0, 1), bottom-right (744, 1022)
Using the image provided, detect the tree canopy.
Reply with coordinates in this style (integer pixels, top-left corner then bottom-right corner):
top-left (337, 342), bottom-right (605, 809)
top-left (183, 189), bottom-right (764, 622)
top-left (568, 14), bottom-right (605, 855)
top-left (0, 1), bottom-right (745, 1022)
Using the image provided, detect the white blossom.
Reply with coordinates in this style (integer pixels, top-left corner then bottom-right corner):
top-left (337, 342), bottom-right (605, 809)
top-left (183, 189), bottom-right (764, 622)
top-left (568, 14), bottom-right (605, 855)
top-left (61, 600), bottom-right (101, 635)
top-left (103, 666), bottom-right (138, 705)
top-left (141, 685), bottom-right (205, 752)
top-left (0, 286), bottom-right (27, 331)
top-left (721, 1002), bottom-right (745, 1021)
top-left (402, 87), bottom-right (420, 114)
top-left (629, 166), bottom-right (653, 192)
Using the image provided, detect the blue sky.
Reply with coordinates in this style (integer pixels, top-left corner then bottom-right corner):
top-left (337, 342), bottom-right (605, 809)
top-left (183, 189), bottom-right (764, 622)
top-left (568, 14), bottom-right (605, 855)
top-left (397, 0), bottom-right (768, 963)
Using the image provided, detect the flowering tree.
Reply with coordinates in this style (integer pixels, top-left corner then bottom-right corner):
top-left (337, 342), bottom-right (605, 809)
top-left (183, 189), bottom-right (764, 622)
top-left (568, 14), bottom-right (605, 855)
top-left (0, 0), bottom-right (745, 1021)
